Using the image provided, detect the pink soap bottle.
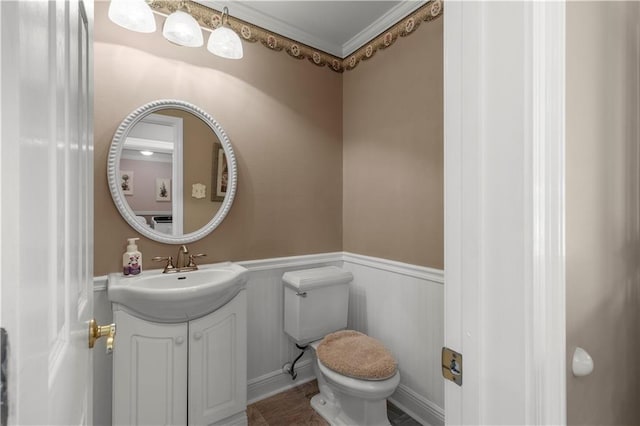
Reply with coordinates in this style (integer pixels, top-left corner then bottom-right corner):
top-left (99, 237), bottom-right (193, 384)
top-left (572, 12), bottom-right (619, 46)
top-left (122, 238), bottom-right (142, 276)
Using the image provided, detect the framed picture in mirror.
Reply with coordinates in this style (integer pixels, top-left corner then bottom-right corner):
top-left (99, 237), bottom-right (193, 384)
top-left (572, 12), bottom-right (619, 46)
top-left (211, 144), bottom-right (227, 202)
top-left (156, 178), bottom-right (171, 202)
top-left (120, 170), bottom-right (134, 195)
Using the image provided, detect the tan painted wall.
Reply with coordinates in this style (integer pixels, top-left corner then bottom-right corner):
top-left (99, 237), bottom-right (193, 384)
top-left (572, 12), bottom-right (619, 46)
top-left (566, 2), bottom-right (640, 424)
top-left (94, 2), bottom-right (343, 275)
top-left (342, 18), bottom-right (444, 268)
top-left (95, 2), bottom-right (443, 276)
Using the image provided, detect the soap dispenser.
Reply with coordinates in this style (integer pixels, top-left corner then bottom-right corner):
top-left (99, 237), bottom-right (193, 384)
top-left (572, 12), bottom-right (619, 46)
top-left (123, 237), bottom-right (142, 276)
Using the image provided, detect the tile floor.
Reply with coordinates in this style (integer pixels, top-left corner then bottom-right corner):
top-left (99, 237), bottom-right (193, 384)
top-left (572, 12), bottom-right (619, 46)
top-left (247, 380), bottom-right (422, 426)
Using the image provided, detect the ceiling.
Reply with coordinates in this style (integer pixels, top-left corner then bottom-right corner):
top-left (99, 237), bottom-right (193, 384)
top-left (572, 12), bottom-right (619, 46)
top-left (196, 1), bottom-right (427, 58)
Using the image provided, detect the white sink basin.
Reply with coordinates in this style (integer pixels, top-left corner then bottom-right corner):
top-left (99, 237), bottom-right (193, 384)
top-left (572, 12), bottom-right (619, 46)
top-left (108, 262), bottom-right (248, 323)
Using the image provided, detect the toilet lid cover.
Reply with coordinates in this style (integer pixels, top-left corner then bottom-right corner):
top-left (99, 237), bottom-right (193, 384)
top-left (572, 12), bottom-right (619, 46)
top-left (316, 330), bottom-right (397, 380)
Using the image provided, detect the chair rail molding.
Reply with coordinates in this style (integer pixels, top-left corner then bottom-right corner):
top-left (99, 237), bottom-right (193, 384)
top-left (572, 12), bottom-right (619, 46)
top-left (342, 252), bottom-right (443, 283)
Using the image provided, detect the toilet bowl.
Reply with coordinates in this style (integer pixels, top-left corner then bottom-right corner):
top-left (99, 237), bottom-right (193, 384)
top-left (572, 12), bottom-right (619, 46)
top-left (282, 267), bottom-right (400, 425)
top-left (308, 340), bottom-right (400, 426)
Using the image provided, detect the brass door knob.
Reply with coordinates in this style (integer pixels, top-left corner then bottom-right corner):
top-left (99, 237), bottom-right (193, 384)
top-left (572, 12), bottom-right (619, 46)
top-left (88, 319), bottom-right (116, 353)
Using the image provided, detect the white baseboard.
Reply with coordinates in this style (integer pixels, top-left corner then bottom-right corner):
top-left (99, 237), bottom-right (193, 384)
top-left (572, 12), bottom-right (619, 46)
top-left (247, 361), bottom-right (445, 426)
top-left (212, 411), bottom-right (247, 426)
top-left (389, 384), bottom-right (444, 426)
top-left (247, 359), bottom-right (315, 404)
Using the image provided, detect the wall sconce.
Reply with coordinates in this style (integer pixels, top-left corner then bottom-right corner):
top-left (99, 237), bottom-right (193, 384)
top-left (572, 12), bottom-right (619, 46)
top-left (162, 2), bottom-right (203, 47)
top-left (108, 0), bottom-right (156, 33)
top-left (207, 7), bottom-right (243, 60)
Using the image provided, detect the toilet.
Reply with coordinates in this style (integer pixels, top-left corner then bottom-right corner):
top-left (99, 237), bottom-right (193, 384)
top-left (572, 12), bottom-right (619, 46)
top-left (283, 266), bottom-right (400, 426)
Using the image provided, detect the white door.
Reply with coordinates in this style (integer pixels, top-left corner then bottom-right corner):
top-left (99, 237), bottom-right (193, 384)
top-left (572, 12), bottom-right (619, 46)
top-left (443, 1), bottom-right (566, 424)
top-left (0, 0), bottom-right (94, 424)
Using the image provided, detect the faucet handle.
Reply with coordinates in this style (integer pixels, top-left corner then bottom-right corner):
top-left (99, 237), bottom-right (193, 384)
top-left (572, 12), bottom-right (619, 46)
top-left (152, 256), bottom-right (176, 273)
top-left (187, 253), bottom-right (207, 268)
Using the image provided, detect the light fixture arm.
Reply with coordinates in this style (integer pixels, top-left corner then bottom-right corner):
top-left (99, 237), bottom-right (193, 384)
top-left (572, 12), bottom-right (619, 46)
top-left (220, 7), bottom-right (229, 27)
top-left (206, 5), bottom-right (243, 59)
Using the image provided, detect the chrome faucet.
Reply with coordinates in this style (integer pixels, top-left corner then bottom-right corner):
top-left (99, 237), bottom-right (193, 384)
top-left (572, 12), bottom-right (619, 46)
top-left (153, 245), bottom-right (207, 273)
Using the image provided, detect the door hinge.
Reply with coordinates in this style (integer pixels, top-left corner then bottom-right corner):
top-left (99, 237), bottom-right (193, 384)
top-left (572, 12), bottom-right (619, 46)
top-left (442, 346), bottom-right (463, 386)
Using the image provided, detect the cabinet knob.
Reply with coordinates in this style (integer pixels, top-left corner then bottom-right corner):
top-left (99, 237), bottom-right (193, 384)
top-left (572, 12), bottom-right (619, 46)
top-left (175, 336), bottom-right (184, 345)
top-left (193, 332), bottom-right (202, 340)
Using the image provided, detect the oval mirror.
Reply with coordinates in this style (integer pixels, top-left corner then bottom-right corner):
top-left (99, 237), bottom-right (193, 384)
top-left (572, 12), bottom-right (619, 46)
top-left (107, 99), bottom-right (237, 244)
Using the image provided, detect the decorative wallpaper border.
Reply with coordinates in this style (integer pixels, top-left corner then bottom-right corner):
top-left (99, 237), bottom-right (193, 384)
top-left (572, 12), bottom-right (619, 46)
top-left (148, 0), bottom-right (443, 73)
top-left (342, 0), bottom-right (442, 71)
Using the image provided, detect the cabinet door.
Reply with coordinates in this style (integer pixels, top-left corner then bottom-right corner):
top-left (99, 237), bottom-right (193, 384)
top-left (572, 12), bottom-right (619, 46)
top-left (188, 290), bottom-right (247, 425)
top-left (113, 310), bottom-right (188, 426)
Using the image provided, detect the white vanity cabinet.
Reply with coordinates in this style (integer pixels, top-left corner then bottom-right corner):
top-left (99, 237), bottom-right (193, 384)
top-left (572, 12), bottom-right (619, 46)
top-left (112, 290), bottom-right (247, 426)
top-left (112, 314), bottom-right (188, 425)
top-left (188, 290), bottom-right (247, 425)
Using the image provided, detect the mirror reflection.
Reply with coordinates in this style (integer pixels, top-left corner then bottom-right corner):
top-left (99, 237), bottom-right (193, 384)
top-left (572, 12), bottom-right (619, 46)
top-left (108, 100), bottom-right (237, 244)
top-left (119, 109), bottom-right (225, 235)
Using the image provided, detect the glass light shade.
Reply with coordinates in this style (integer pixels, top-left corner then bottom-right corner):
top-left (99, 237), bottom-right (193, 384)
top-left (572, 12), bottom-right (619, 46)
top-left (207, 27), bottom-right (243, 59)
top-left (162, 10), bottom-right (204, 47)
top-left (108, 0), bottom-right (156, 33)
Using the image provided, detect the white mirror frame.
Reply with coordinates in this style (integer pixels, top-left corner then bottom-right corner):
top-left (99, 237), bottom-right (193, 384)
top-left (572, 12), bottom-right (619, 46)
top-left (107, 99), bottom-right (238, 244)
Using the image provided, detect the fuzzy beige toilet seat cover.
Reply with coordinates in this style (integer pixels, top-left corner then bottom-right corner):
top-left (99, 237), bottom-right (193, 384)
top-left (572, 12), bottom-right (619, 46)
top-left (316, 330), bottom-right (397, 380)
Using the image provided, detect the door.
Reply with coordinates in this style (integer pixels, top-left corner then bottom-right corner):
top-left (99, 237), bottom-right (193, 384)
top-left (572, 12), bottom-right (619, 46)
top-left (0, 0), bottom-right (94, 424)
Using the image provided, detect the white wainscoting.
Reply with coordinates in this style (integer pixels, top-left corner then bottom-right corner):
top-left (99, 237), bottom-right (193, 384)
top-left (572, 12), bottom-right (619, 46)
top-left (343, 253), bottom-right (444, 426)
top-left (93, 252), bottom-right (444, 426)
top-left (239, 253), bottom-right (344, 403)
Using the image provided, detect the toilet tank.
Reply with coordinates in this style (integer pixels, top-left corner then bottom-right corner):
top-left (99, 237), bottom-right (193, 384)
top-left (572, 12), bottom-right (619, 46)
top-left (283, 266), bottom-right (353, 345)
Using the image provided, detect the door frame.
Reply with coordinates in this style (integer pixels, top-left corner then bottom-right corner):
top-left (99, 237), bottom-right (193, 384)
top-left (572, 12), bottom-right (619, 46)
top-left (443, 1), bottom-right (566, 424)
top-left (122, 112), bottom-right (184, 235)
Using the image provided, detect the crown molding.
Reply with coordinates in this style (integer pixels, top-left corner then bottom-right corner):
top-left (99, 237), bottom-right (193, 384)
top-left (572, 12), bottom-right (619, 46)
top-left (197, 1), bottom-right (428, 59)
top-left (197, 0), bottom-right (345, 57)
top-left (342, 0), bottom-right (427, 57)
top-left (150, 0), bottom-right (442, 72)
